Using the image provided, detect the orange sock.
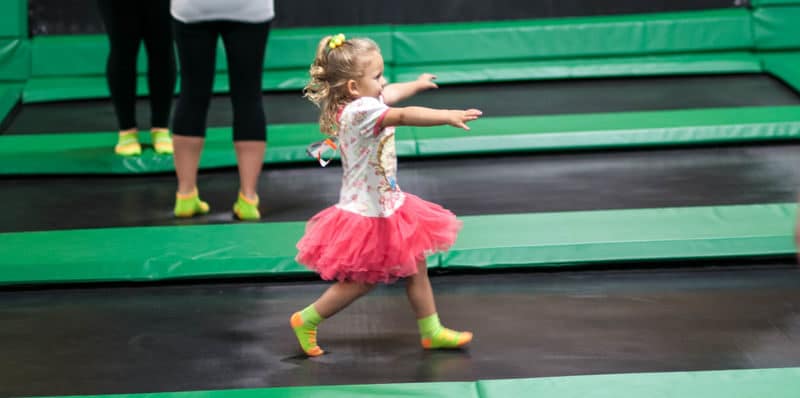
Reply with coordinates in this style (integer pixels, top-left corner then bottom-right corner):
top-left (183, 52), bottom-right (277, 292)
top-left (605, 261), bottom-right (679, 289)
top-left (291, 305), bottom-right (325, 356)
top-left (418, 313), bottom-right (472, 349)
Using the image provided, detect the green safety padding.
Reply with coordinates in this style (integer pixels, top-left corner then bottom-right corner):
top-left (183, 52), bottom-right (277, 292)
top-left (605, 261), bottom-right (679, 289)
top-left (761, 51), bottom-right (800, 91)
top-left (412, 106), bottom-right (800, 156)
top-left (0, 203), bottom-right (794, 285)
top-left (753, 7), bottom-right (800, 49)
top-left (22, 66), bottom-right (320, 103)
top-left (394, 52), bottom-right (761, 84)
top-left (36, 382), bottom-right (479, 398)
top-left (442, 203), bottom-right (795, 269)
top-left (0, 124), bottom-right (416, 174)
top-left (393, 9), bottom-right (753, 65)
top-left (24, 76), bottom-right (121, 103)
top-left (22, 12), bottom-right (758, 102)
top-left (21, 69), bottom-right (309, 103)
top-left (0, 222), bottom-right (309, 284)
top-left (0, 84), bottom-right (22, 123)
top-left (3, 106), bottom-right (799, 174)
top-left (31, 35), bottom-right (228, 77)
top-left (264, 25), bottom-right (393, 69)
top-left (29, 26), bottom-right (391, 78)
top-left (26, 368), bottom-right (800, 398)
top-left (751, 0), bottom-right (800, 6)
top-left (0, 0), bottom-right (26, 37)
top-left (0, 39), bottom-right (29, 81)
top-left (31, 35), bottom-right (119, 77)
top-left (477, 368), bottom-right (800, 398)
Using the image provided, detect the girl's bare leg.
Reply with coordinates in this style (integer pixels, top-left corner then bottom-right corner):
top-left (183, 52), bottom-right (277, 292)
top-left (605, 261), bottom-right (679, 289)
top-left (291, 281), bottom-right (375, 356)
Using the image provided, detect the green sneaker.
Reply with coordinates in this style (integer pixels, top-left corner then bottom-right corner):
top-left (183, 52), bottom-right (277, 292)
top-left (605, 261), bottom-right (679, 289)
top-left (174, 188), bottom-right (210, 218)
top-left (150, 128), bottom-right (174, 155)
top-left (115, 130), bottom-right (142, 156)
top-left (233, 192), bottom-right (260, 221)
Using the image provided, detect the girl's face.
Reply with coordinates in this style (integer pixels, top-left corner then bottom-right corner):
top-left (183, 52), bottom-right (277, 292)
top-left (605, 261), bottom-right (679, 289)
top-left (351, 51), bottom-right (387, 99)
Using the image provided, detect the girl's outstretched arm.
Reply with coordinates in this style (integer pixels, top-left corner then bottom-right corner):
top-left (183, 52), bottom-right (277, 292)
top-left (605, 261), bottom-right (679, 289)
top-left (382, 106), bottom-right (482, 130)
top-left (382, 73), bottom-right (438, 105)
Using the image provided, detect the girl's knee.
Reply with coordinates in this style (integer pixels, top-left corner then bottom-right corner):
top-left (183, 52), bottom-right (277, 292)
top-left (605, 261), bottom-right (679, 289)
top-left (336, 280), bottom-right (375, 295)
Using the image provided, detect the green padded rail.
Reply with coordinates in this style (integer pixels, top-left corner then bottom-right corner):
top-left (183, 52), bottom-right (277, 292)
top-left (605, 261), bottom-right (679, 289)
top-left (29, 26), bottom-right (391, 78)
top-left (23, 26), bottom-right (391, 102)
top-left (0, 39), bottom-right (30, 81)
top-left (412, 106), bottom-right (800, 156)
top-left (2, 106), bottom-right (799, 175)
top-left (264, 25), bottom-right (393, 69)
top-left (394, 52), bottom-right (762, 84)
top-left (393, 9), bottom-right (753, 65)
top-left (475, 368), bottom-right (800, 398)
top-left (30, 35), bottom-right (131, 78)
top-left (761, 52), bottom-right (800, 90)
top-left (0, 84), bottom-right (22, 123)
top-left (28, 368), bottom-right (800, 398)
top-left (0, 124), bottom-right (414, 175)
top-left (21, 10), bottom-right (758, 102)
top-left (751, 0), bottom-right (800, 6)
top-left (21, 65), bottom-right (388, 103)
top-left (0, 0), bottom-right (27, 37)
top-left (444, 203), bottom-right (795, 269)
top-left (23, 76), bottom-right (148, 103)
top-left (753, 7), bottom-right (800, 49)
top-left (0, 203), bottom-right (794, 285)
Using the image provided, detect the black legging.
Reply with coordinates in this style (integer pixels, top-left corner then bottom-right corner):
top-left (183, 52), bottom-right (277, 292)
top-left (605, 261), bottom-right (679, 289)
top-left (172, 20), bottom-right (270, 141)
top-left (97, 0), bottom-right (176, 130)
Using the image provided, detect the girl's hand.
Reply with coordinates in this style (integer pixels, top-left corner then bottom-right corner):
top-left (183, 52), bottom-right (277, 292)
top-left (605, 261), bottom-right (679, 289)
top-left (448, 109), bottom-right (482, 130)
top-left (416, 73), bottom-right (439, 91)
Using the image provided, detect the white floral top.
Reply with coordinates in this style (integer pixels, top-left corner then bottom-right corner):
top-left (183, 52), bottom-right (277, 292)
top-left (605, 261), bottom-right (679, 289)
top-left (335, 97), bottom-right (405, 217)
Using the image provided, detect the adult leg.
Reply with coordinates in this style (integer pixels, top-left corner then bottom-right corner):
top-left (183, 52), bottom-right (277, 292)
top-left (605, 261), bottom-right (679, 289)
top-left (141, 0), bottom-right (176, 154)
top-left (97, 0), bottom-right (142, 155)
top-left (171, 20), bottom-right (217, 215)
top-left (221, 21), bottom-right (270, 219)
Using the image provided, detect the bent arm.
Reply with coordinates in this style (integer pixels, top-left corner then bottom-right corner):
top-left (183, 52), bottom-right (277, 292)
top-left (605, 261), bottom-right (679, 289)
top-left (381, 73), bottom-right (438, 105)
top-left (382, 82), bottom-right (426, 105)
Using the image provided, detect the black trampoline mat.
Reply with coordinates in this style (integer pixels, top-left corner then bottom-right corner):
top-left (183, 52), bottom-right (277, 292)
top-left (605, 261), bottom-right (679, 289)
top-left (3, 74), bottom-right (799, 135)
top-left (402, 74), bottom-right (800, 117)
top-left (1, 90), bottom-right (317, 135)
top-left (2, 143), bottom-right (800, 233)
top-left (2, 264), bottom-right (799, 397)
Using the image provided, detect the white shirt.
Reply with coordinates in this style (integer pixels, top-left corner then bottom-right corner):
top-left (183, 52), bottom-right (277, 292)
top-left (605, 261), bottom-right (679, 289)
top-left (171, 0), bottom-right (275, 23)
top-left (335, 97), bottom-right (406, 218)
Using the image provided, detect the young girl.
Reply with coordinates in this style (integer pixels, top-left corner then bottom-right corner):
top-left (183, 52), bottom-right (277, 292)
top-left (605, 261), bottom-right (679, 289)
top-left (291, 34), bottom-right (481, 357)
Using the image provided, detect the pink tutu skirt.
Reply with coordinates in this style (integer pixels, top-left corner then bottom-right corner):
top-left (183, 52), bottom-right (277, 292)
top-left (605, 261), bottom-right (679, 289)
top-left (296, 193), bottom-right (461, 284)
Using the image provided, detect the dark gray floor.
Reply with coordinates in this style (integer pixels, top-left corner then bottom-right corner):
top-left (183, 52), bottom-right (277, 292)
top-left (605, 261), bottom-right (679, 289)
top-left (1, 143), bottom-right (799, 233)
top-left (3, 74), bottom-right (798, 135)
top-left (1, 90), bottom-right (316, 135)
top-left (2, 264), bottom-right (799, 397)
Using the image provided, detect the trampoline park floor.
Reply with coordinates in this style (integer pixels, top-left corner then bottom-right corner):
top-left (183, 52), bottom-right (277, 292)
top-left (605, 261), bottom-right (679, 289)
top-left (2, 74), bottom-right (798, 135)
top-left (2, 263), bottom-right (799, 397)
top-left (2, 142), bottom-right (800, 232)
top-left (2, 73), bottom-right (800, 397)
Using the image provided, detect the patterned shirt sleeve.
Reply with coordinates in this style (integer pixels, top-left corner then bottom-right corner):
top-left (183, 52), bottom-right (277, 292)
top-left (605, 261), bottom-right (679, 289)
top-left (341, 97), bottom-right (391, 137)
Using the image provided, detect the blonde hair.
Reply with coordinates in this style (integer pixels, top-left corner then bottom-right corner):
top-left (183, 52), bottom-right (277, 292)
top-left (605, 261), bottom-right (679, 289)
top-left (303, 35), bottom-right (381, 136)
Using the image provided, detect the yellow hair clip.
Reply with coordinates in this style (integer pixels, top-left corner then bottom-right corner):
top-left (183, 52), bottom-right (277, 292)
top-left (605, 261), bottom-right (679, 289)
top-left (327, 33), bottom-right (346, 51)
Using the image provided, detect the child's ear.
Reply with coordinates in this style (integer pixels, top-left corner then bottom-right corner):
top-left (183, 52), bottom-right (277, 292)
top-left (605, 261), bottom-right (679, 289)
top-left (346, 79), bottom-right (359, 97)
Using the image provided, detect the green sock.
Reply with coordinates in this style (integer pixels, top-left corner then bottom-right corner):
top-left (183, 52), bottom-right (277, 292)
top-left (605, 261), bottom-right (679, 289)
top-left (418, 313), bottom-right (443, 337)
top-left (233, 192), bottom-right (261, 221)
top-left (291, 304), bottom-right (325, 356)
top-left (418, 313), bottom-right (473, 349)
top-left (174, 189), bottom-right (210, 218)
